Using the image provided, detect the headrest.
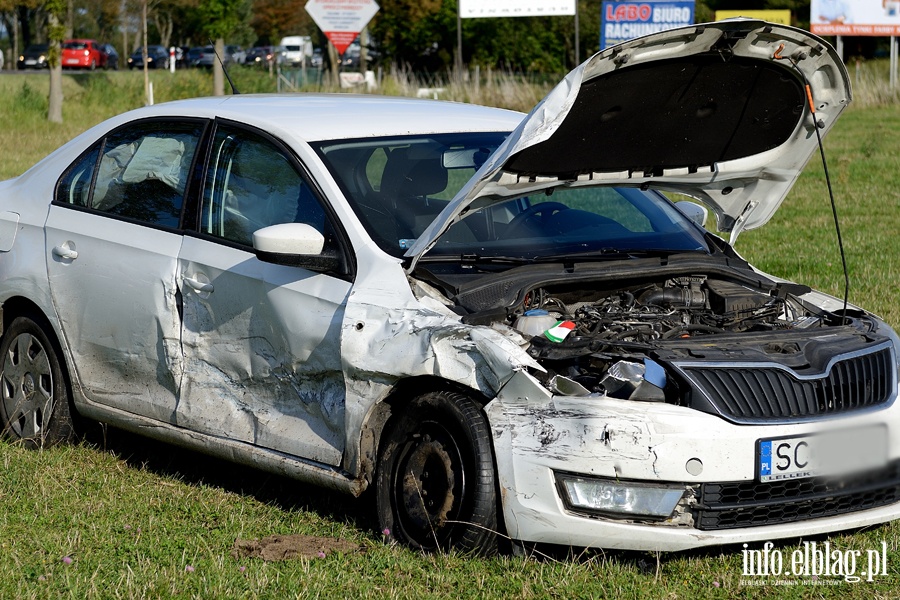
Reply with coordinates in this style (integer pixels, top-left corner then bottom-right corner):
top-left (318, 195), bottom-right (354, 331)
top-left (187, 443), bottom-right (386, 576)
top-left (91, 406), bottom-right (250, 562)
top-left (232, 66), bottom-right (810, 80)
top-left (382, 147), bottom-right (448, 199)
top-left (400, 158), bottom-right (448, 197)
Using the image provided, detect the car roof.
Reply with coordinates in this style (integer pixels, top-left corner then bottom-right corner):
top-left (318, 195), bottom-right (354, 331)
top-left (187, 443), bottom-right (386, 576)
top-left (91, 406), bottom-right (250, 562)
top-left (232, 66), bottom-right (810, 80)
top-left (127, 94), bottom-right (524, 143)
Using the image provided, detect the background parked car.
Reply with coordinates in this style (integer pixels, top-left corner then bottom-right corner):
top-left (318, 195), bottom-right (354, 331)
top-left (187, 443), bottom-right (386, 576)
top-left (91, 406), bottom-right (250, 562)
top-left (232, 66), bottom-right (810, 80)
top-left (310, 47), bottom-right (323, 69)
top-left (62, 39), bottom-right (103, 70)
top-left (17, 43), bottom-right (49, 70)
top-left (246, 46), bottom-right (284, 67)
top-left (175, 46), bottom-right (190, 69)
top-left (339, 42), bottom-right (380, 70)
top-left (340, 44), bottom-right (360, 69)
top-left (185, 46), bottom-right (204, 67)
top-left (99, 44), bottom-right (119, 70)
top-left (189, 45), bottom-right (231, 68)
top-left (226, 45), bottom-right (246, 65)
top-left (127, 46), bottom-right (169, 70)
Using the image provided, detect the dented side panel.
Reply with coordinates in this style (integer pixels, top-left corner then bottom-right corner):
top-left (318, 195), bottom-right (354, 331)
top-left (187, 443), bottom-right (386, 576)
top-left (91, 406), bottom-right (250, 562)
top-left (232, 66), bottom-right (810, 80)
top-left (178, 236), bottom-right (350, 466)
top-left (44, 207), bottom-right (184, 422)
top-left (338, 262), bottom-right (542, 476)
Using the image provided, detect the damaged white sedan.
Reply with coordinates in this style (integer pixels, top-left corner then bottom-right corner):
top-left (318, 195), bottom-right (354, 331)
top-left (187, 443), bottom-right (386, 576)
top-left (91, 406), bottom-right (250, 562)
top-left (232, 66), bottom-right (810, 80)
top-left (2, 20), bottom-right (900, 554)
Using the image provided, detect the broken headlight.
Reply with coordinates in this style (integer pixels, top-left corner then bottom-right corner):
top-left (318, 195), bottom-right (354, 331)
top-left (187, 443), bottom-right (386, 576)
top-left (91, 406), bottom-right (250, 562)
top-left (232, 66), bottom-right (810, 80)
top-left (601, 358), bottom-right (667, 402)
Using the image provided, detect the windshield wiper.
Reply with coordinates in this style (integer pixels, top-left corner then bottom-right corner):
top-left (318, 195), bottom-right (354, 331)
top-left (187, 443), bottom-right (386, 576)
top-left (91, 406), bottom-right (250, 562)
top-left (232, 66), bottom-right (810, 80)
top-left (533, 248), bottom-right (704, 262)
top-left (417, 253), bottom-right (533, 265)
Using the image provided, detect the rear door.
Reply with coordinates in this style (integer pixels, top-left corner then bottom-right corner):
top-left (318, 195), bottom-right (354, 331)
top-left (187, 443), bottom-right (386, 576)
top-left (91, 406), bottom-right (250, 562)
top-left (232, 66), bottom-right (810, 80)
top-left (46, 119), bottom-right (205, 421)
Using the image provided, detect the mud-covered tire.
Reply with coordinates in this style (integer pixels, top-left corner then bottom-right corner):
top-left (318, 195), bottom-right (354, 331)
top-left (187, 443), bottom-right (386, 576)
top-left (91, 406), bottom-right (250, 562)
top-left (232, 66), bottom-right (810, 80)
top-left (376, 390), bottom-right (498, 555)
top-left (0, 315), bottom-right (76, 448)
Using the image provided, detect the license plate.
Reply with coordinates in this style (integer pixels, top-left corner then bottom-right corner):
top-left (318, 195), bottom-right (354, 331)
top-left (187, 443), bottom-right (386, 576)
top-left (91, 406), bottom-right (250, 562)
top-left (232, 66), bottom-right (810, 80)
top-left (758, 425), bottom-right (888, 482)
top-left (66, 59), bottom-right (79, 64)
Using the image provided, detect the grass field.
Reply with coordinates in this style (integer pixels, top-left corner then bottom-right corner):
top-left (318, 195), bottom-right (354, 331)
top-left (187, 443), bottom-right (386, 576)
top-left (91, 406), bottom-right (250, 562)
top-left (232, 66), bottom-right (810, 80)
top-left (1, 68), bottom-right (900, 599)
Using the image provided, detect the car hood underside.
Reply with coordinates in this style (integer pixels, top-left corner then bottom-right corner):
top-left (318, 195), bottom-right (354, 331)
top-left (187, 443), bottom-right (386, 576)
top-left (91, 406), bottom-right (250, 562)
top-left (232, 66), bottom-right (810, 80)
top-left (406, 20), bottom-right (851, 268)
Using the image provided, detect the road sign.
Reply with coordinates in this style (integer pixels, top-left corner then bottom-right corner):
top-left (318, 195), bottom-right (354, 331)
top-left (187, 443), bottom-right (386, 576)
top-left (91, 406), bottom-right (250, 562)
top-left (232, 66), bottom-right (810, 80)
top-left (305, 0), bottom-right (380, 55)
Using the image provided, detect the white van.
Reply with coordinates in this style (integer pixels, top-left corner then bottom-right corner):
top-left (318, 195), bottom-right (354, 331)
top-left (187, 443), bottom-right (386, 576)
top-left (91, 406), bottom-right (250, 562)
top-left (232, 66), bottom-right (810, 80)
top-left (279, 36), bottom-right (312, 66)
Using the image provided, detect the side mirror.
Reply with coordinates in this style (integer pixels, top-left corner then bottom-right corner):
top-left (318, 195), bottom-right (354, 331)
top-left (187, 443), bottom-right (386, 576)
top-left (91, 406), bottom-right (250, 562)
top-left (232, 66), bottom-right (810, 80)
top-left (252, 223), bottom-right (340, 272)
top-left (675, 201), bottom-right (708, 228)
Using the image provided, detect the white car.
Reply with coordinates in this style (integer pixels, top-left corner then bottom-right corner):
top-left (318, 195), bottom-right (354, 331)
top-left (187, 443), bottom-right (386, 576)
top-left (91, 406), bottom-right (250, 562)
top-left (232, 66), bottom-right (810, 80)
top-left (1, 21), bottom-right (899, 555)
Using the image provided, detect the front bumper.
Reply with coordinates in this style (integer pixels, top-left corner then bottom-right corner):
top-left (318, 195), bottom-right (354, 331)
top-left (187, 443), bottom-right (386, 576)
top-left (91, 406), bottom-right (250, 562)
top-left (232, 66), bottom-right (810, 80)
top-left (486, 370), bottom-right (900, 551)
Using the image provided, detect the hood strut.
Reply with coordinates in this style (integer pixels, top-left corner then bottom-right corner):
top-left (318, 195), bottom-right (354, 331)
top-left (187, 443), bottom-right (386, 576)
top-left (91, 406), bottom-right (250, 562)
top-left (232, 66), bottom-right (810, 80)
top-left (774, 44), bottom-right (850, 324)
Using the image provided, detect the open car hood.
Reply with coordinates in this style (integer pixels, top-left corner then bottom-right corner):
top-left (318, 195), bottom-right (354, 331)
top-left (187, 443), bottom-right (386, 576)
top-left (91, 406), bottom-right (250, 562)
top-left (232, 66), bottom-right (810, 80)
top-left (405, 20), bottom-right (850, 268)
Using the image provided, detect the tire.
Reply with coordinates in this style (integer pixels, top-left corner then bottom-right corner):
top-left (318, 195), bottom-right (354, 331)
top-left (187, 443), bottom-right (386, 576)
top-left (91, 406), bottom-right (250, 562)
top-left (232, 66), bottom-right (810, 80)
top-left (0, 316), bottom-right (76, 448)
top-left (376, 390), bottom-right (498, 555)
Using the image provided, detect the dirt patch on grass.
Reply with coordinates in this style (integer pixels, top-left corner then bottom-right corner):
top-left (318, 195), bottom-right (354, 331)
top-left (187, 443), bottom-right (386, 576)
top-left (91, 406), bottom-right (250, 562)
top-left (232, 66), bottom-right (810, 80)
top-left (232, 534), bottom-right (364, 561)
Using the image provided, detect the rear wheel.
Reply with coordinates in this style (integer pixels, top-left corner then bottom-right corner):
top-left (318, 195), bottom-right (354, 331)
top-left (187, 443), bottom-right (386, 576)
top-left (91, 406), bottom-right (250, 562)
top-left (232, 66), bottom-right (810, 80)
top-left (376, 390), bottom-right (498, 555)
top-left (0, 316), bottom-right (75, 448)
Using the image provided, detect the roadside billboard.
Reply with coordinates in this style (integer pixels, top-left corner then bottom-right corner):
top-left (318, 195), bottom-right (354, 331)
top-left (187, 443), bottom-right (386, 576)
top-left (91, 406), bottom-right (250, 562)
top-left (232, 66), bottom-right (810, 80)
top-left (601, 1), bottom-right (695, 49)
top-left (460, 0), bottom-right (576, 18)
top-left (811, 0), bottom-right (900, 36)
top-left (714, 10), bottom-right (792, 25)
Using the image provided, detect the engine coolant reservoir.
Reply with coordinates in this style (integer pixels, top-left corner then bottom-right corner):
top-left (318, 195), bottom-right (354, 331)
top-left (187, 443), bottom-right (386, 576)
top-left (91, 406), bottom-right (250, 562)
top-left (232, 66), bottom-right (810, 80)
top-left (514, 309), bottom-right (558, 337)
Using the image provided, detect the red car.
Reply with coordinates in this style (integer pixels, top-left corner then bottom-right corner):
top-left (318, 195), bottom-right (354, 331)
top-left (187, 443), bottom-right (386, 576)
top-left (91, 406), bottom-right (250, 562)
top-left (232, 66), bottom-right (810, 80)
top-left (62, 39), bottom-right (104, 69)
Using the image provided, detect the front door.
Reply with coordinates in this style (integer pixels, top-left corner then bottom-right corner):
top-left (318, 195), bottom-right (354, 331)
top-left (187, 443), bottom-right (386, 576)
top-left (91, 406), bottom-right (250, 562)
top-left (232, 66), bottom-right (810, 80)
top-left (177, 122), bottom-right (351, 465)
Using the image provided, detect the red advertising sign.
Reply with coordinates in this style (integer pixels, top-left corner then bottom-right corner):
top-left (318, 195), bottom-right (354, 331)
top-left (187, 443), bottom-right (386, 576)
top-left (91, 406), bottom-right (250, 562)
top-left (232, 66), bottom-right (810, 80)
top-left (305, 0), bottom-right (380, 55)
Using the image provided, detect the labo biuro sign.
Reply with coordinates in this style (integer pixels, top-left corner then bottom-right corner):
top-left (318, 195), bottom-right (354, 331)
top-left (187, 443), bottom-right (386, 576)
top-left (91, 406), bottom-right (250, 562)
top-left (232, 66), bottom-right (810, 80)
top-left (601, 1), bottom-right (695, 49)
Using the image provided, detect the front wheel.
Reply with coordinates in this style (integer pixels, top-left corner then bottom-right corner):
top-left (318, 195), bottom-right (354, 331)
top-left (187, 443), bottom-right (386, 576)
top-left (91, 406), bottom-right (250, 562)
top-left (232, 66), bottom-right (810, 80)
top-left (0, 316), bottom-right (75, 448)
top-left (376, 390), bottom-right (498, 554)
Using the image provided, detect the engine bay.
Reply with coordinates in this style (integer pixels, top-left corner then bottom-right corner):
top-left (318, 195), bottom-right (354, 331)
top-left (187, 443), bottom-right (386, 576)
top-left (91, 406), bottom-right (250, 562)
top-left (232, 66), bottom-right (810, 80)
top-left (515, 276), bottom-right (813, 345)
top-left (417, 264), bottom-right (884, 412)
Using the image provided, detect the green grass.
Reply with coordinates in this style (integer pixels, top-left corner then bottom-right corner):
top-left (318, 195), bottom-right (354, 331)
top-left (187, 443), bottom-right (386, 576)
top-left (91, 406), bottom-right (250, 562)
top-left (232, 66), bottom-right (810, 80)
top-left (2, 69), bottom-right (900, 598)
top-left (3, 433), bottom-right (899, 599)
top-left (4, 432), bottom-right (898, 599)
top-left (738, 104), bottom-right (900, 328)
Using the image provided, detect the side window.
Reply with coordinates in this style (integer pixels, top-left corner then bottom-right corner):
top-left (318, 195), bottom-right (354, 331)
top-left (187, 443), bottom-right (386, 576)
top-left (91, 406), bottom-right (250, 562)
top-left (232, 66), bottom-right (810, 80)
top-left (90, 122), bottom-right (202, 227)
top-left (56, 146), bottom-right (100, 207)
top-left (201, 126), bottom-right (329, 247)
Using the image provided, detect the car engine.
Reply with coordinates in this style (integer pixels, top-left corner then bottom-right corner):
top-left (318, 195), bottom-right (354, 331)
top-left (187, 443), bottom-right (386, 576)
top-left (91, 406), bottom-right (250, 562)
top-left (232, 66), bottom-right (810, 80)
top-left (517, 276), bottom-right (808, 344)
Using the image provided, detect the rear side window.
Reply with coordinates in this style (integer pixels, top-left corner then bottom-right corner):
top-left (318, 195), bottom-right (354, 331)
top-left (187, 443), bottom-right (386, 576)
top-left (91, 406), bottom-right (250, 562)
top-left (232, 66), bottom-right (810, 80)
top-left (55, 120), bottom-right (203, 228)
top-left (57, 148), bottom-right (100, 208)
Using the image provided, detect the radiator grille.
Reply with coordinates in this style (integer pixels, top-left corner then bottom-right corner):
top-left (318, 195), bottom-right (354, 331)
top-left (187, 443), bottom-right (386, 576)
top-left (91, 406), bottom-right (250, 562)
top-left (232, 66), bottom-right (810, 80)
top-left (681, 347), bottom-right (894, 422)
top-left (695, 461), bottom-right (900, 530)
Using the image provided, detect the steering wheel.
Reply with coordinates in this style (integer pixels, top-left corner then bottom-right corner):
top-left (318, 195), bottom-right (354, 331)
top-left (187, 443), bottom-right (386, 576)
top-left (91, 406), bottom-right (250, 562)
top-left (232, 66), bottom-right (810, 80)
top-left (505, 201), bottom-right (569, 238)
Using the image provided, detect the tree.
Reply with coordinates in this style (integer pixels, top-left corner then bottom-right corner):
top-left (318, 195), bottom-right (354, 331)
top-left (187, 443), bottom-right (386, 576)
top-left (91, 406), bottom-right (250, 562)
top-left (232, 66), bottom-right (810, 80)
top-left (370, 0), bottom-right (447, 70)
top-left (0, 0), bottom-right (44, 60)
top-left (251, 0), bottom-right (315, 44)
top-left (196, 0), bottom-right (251, 95)
top-left (46, 0), bottom-right (66, 122)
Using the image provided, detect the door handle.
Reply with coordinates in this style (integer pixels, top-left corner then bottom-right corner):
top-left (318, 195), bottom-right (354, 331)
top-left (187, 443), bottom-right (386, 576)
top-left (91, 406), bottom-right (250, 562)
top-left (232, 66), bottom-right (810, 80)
top-left (52, 245), bottom-right (78, 260)
top-left (182, 276), bottom-right (214, 294)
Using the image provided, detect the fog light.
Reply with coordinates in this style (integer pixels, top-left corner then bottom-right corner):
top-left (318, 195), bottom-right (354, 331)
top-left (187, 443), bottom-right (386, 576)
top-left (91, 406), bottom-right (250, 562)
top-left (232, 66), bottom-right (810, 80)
top-left (556, 474), bottom-right (684, 518)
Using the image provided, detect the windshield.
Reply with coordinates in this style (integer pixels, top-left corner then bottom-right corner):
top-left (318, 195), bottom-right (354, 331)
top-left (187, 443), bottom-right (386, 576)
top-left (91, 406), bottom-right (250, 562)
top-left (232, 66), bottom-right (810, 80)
top-left (314, 133), bottom-right (710, 261)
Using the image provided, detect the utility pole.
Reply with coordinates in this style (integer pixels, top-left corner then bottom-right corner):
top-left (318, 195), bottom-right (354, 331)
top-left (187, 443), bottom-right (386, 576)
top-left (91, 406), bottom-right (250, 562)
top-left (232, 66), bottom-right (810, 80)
top-left (574, 1), bottom-right (580, 65)
top-left (456, 0), bottom-right (462, 72)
